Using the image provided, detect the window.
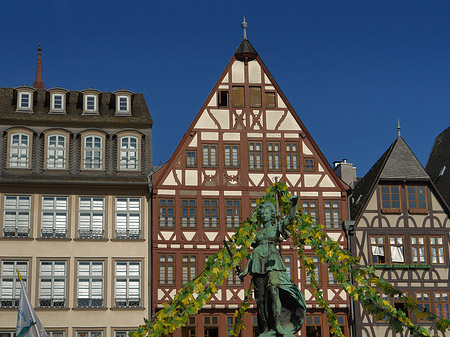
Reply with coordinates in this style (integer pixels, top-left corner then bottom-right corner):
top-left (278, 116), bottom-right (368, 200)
top-left (302, 200), bottom-right (318, 223)
top-left (118, 96), bottom-right (130, 113)
top-left (115, 261), bottom-right (141, 308)
top-left (83, 135), bottom-right (102, 170)
top-left (226, 200), bottom-right (240, 229)
top-left (330, 316), bottom-right (345, 337)
top-left (115, 198), bottom-right (141, 239)
top-left (430, 236), bottom-right (445, 264)
top-left (249, 87), bottom-right (262, 107)
top-left (77, 261), bottom-right (104, 308)
top-left (232, 87), bottom-right (244, 107)
top-left (186, 150), bottom-right (196, 167)
top-left (159, 199), bottom-right (174, 228)
top-left (224, 145), bottom-right (239, 167)
top-left (159, 254), bottom-right (174, 286)
top-left (286, 142), bottom-right (298, 170)
top-left (305, 316), bottom-right (322, 337)
top-left (9, 133), bottom-right (30, 168)
top-left (304, 157), bottom-right (315, 172)
top-left (380, 186), bottom-right (401, 210)
top-left (48, 331), bottom-right (65, 337)
top-left (410, 236), bottom-right (426, 264)
top-left (389, 236), bottom-right (405, 263)
top-left (204, 316), bottom-right (219, 337)
top-left (119, 136), bottom-right (139, 170)
top-left (181, 199), bottom-right (196, 228)
top-left (3, 196), bottom-right (30, 238)
top-left (370, 236), bottom-right (386, 264)
top-left (305, 256), bottom-right (320, 285)
top-left (324, 201), bottom-right (340, 229)
top-left (394, 293), bottom-right (409, 318)
top-left (435, 292), bottom-right (449, 319)
top-left (0, 261), bottom-right (28, 308)
top-left (0, 332), bottom-right (16, 337)
top-left (47, 135), bottom-right (66, 169)
top-left (265, 92), bottom-right (276, 108)
top-left (51, 94), bottom-right (64, 112)
top-left (415, 292), bottom-right (431, 320)
top-left (249, 142), bottom-right (262, 170)
top-left (18, 92), bottom-right (31, 110)
top-left (84, 95), bottom-right (97, 114)
top-left (41, 196), bottom-right (68, 238)
top-left (76, 332), bottom-right (103, 337)
top-left (202, 144), bottom-right (217, 167)
top-left (39, 261), bottom-right (66, 308)
top-left (203, 199), bottom-right (218, 229)
top-left (181, 316), bottom-right (196, 337)
top-left (218, 90), bottom-right (228, 107)
top-left (268, 142), bottom-right (280, 170)
top-left (182, 255), bottom-right (197, 285)
top-left (407, 186), bottom-right (427, 210)
top-left (252, 316), bottom-right (259, 337)
top-left (284, 255), bottom-right (293, 280)
top-left (79, 197), bottom-right (105, 239)
top-left (227, 317), bottom-right (239, 337)
top-left (328, 267), bottom-right (338, 286)
top-left (114, 332), bottom-right (133, 337)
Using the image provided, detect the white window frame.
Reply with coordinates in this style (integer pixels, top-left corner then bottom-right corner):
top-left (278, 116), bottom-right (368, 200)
top-left (51, 94), bottom-right (65, 112)
top-left (0, 260), bottom-right (28, 308)
top-left (46, 134), bottom-right (67, 169)
top-left (78, 197), bottom-right (105, 239)
top-left (9, 133), bottom-right (30, 168)
top-left (119, 136), bottom-right (139, 171)
top-left (114, 261), bottom-right (141, 308)
top-left (41, 196), bottom-right (68, 238)
top-left (38, 261), bottom-right (66, 308)
top-left (3, 195), bottom-right (31, 238)
top-left (84, 95), bottom-right (98, 114)
top-left (83, 135), bottom-right (103, 170)
top-left (77, 261), bottom-right (104, 308)
top-left (117, 95), bottom-right (130, 114)
top-left (18, 92), bottom-right (32, 110)
top-left (115, 198), bottom-right (141, 239)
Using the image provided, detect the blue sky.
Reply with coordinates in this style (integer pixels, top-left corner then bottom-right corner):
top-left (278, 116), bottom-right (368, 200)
top-left (1, 1), bottom-right (449, 177)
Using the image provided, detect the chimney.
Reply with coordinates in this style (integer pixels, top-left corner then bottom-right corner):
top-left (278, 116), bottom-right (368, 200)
top-left (334, 159), bottom-right (357, 188)
top-left (33, 43), bottom-right (45, 89)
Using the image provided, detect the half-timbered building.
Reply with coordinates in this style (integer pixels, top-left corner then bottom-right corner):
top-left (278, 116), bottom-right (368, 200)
top-left (0, 46), bottom-right (153, 337)
top-left (350, 135), bottom-right (450, 337)
top-left (152, 29), bottom-right (350, 337)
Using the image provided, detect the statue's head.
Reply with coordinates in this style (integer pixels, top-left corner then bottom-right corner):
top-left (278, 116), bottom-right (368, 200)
top-left (257, 201), bottom-right (277, 223)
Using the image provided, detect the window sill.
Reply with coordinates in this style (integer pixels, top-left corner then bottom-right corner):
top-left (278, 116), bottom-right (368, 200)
top-left (72, 307), bottom-right (108, 311)
top-left (74, 238), bottom-right (108, 242)
top-left (110, 238), bottom-right (145, 242)
top-left (36, 238), bottom-right (72, 241)
top-left (35, 307), bottom-right (70, 311)
top-left (110, 307), bottom-right (145, 311)
top-left (0, 237), bottom-right (33, 241)
top-left (408, 209), bottom-right (429, 215)
top-left (381, 209), bottom-right (402, 214)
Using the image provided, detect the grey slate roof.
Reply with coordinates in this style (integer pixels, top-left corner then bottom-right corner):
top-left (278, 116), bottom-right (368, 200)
top-left (351, 137), bottom-right (430, 221)
top-left (0, 87), bottom-right (153, 128)
top-left (426, 126), bottom-right (450, 206)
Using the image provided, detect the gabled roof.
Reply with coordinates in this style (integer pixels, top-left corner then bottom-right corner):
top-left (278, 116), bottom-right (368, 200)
top-left (350, 137), bottom-right (430, 221)
top-left (426, 126), bottom-right (450, 206)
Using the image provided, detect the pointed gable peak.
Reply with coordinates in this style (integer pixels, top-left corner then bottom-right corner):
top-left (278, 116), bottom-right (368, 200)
top-left (380, 136), bottom-right (429, 180)
top-left (234, 18), bottom-right (258, 61)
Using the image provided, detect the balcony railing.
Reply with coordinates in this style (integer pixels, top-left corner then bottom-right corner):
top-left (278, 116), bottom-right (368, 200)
top-left (41, 228), bottom-right (67, 239)
top-left (0, 298), bottom-right (19, 308)
top-left (77, 298), bottom-right (104, 308)
top-left (39, 298), bottom-right (65, 308)
top-left (114, 297), bottom-right (141, 308)
top-left (3, 227), bottom-right (29, 238)
top-left (78, 229), bottom-right (104, 239)
top-left (115, 229), bottom-right (141, 239)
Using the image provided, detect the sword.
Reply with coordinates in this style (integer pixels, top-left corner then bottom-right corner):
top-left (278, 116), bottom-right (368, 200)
top-left (223, 240), bottom-right (243, 280)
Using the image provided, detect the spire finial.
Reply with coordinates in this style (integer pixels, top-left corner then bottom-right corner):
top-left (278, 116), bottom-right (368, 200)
top-left (397, 118), bottom-right (401, 138)
top-left (241, 17), bottom-right (247, 40)
top-left (33, 43), bottom-right (45, 90)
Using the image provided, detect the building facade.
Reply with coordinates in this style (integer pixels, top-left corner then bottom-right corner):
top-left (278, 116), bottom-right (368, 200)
top-left (0, 81), bottom-right (153, 337)
top-left (349, 136), bottom-right (450, 337)
top-left (152, 36), bottom-right (350, 337)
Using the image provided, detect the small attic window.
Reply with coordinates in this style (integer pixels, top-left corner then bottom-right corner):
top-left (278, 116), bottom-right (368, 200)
top-left (116, 95), bottom-right (131, 115)
top-left (50, 93), bottom-right (65, 113)
top-left (266, 92), bottom-right (276, 108)
top-left (84, 94), bottom-right (98, 114)
top-left (19, 92), bottom-right (31, 109)
top-left (218, 91), bottom-right (228, 107)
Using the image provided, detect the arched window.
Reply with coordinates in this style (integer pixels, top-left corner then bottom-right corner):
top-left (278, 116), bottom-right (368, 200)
top-left (119, 136), bottom-right (138, 171)
top-left (47, 135), bottom-right (66, 169)
top-left (84, 136), bottom-right (102, 170)
top-left (9, 133), bottom-right (30, 168)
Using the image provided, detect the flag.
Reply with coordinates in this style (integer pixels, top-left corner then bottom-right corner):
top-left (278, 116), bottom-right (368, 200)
top-left (16, 273), bottom-right (47, 337)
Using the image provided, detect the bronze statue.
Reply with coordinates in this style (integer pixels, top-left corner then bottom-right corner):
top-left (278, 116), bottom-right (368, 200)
top-left (240, 195), bottom-right (306, 337)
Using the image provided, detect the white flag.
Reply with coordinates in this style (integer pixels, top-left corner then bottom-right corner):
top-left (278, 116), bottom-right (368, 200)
top-left (16, 281), bottom-right (47, 337)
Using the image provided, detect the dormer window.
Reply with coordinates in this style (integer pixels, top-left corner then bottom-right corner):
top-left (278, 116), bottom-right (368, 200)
top-left (85, 95), bottom-right (97, 112)
top-left (15, 87), bottom-right (36, 113)
top-left (48, 88), bottom-right (68, 114)
top-left (19, 92), bottom-right (31, 109)
top-left (53, 94), bottom-right (63, 109)
top-left (81, 89), bottom-right (101, 115)
top-left (114, 90), bottom-right (133, 116)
